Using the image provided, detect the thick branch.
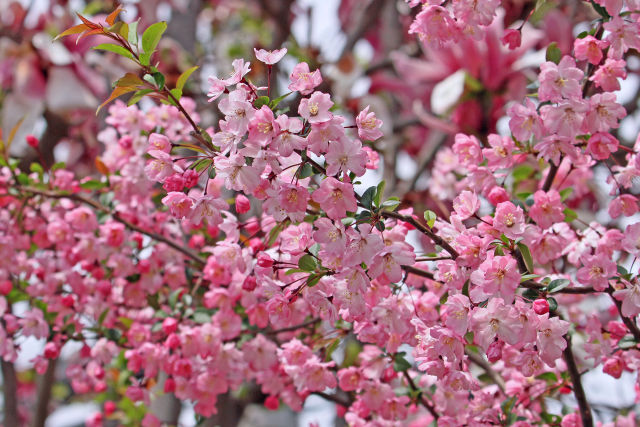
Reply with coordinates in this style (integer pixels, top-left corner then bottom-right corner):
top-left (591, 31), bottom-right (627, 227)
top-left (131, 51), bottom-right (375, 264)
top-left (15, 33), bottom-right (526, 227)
top-left (33, 358), bottom-right (57, 427)
top-left (19, 186), bottom-right (206, 266)
top-left (562, 334), bottom-right (593, 427)
top-left (1, 360), bottom-right (19, 427)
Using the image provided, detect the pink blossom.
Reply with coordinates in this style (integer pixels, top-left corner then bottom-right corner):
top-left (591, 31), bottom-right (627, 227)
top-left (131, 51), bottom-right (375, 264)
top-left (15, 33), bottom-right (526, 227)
top-left (540, 100), bottom-right (588, 138)
top-left (501, 29), bottom-right (521, 50)
top-left (278, 183), bottom-right (310, 216)
top-left (574, 35), bottom-right (608, 65)
top-left (603, 16), bottom-right (640, 59)
top-left (325, 137), bottom-right (367, 177)
top-left (536, 314), bottom-right (569, 366)
top-left (529, 190), bottom-right (564, 229)
top-left (585, 92), bottom-right (626, 133)
top-left (538, 56), bottom-right (584, 102)
top-left (483, 134), bottom-right (517, 170)
top-left (609, 194), bottom-right (638, 219)
top-left (453, 133), bottom-right (483, 166)
top-left (613, 282), bottom-right (640, 317)
top-left (587, 132), bottom-right (619, 160)
top-left (469, 254), bottom-right (521, 304)
top-left (298, 91), bottom-right (333, 124)
top-left (409, 5), bottom-right (459, 48)
top-left (65, 206), bottom-right (98, 232)
top-left (507, 98), bottom-right (545, 142)
top-left (190, 195), bottom-right (227, 225)
top-left (589, 59), bottom-right (627, 92)
top-left (452, 190), bottom-right (479, 220)
top-left (311, 177), bottom-right (357, 220)
top-left (356, 106), bottom-right (383, 141)
top-left (288, 62), bottom-right (322, 95)
top-left (148, 133), bottom-right (171, 153)
top-left (493, 201), bottom-right (525, 239)
top-left (576, 254), bottom-right (616, 291)
top-left (470, 298), bottom-right (523, 351)
top-left (145, 150), bottom-right (175, 183)
top-left (20, 308), bottom-right (49, 339)
top-left (162, 192), bottom-right (193, 219)
top-left (254, 47), bottom-right (287, 65)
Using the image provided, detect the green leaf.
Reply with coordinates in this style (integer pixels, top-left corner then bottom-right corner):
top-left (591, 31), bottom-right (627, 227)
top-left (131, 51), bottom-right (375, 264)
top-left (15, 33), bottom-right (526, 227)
top-left (536, 372), bottom-right (558, 384)
top-left (176, 65), bottom-right (199, 91)
top-left (517, 242), bottom-right (534, 273)
top-left (127, 89), bottom-right (154, 106)
top-left (170, 88), bottom-right (182, 101)
top-left (361, 186), bottom-right (376, 210)
top-left (128, 19), bottom-right (139, 46)
top-left (306, 274), bottom-right (321, 287)
top-left (153, 72), bottom-right (165, 88)
top-left (298, 163), bottom-right (314, 179)
top-left (79, 180), bottom-right (106, 190)
top-left (522, 288), bottom-right (540, 301)
top-left (51, 161), bottom-right (66, 171)
top-left (547, 278), bottom-right (569, 293)
top-left (193, 311), bottom-right (211, 324)
top-left (269, 91), bottom-right (293, 109)
top-left (439, 290), bottom-right (449, 305)
top-left (92, 43), bottom-right (134, 60)
top-left (298, 254), bottom-right (318, 272)
top-left (325, 338), bottom-right (340, 362)
top-left (374, 180), bottom-right (386, 208)
top-left (559, 187), bottom-right (573, 201)
top-left (520, 274), bottom-right (540, 282)
top-left (393, 353), bottom-right (412, 372)
top-left (563, 208), bottom-right (577, 222)
top-left (424, 210), bottom-right (437, 228)
top-left (617, 265), bottom-right (629, 276)
top-left (547, 296), bottom-right (558, 312)
top-left (375, 221), bottom-right (385, 232)
top-left (545, 42), bottom-right (562, 64)
top-left (30, 162), bottom-right (44, 175)
top-left (142, 22), bottom-right (167, 56)
top-left (590, 0), bottom-right (612, 18)
top-left (618, 335), bottom-right (637, 349)
top-left (381, 198), bottom-right (400, 211)
top-left (254, 96), bottom-right (270, 109)
top-left (168, 289), bottom-right (182, 309)
top-left (541, 413), bottom-right (562, 424)
top-left (512, 164), bottom-right (534, 181)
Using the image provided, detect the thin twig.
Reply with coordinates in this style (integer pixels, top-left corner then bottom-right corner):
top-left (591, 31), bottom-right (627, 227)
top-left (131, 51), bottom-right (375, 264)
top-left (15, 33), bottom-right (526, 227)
top-left (607, 286), bottom-right (640, 342)
top-left (465, 350), bottom-right (506, 394)
top-left (381, 211), bottom-right (459, 259)
top-left (19, 186), bottom-right (206, 266)
top-left (402, 371), bottom-right (439, 420)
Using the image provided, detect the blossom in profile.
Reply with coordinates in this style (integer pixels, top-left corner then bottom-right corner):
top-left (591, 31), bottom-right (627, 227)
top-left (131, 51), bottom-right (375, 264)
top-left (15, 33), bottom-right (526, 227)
top-left (254, 47), bottom-right (287, 65)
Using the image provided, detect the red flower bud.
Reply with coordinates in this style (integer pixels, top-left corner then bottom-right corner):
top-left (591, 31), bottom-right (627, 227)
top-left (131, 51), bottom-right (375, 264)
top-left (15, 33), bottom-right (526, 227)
top-left (235, 194), bottom-right (251, 214)
top-left (533, 298), bottom-right (550, 315)
top-left (26, 134), bottom-right (39, 148)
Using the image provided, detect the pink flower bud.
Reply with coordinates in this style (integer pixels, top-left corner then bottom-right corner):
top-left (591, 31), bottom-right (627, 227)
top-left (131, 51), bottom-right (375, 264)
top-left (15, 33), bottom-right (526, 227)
top-left (264, 395), bottom-right (280, 410)
top-left (164, 333), bottom-right (180, 350)
top-left (501, 29), bottom-right (521, 50)
top-left (486, 340), bottom-right (504, 363)
top-left (486, 186), bottom-right (509, 205)
top-left (162, 317), bottom-right (178, 335)
top-left (26, 134), bottom-right (39, 148)
top-left (235, 194), bottom-right (251, 214)
top-left (257, 253), bottom-right (274, 268)
top-left (0, 280), bottom-right (12, 295)
top-left (164, 377), bottom-right (176, 393)
top-left (43, 342), bottom-right (60, 359)
top-left (607, 321), bottom-right (627, 339)
top-left (104, 401), bottom-right (116, 416)
top-left (533, 298), bottom-right (550, 315)
top-left (603, 357), bottom-right (624, 379)
top-left (243, 276), bottom-right (257, 291)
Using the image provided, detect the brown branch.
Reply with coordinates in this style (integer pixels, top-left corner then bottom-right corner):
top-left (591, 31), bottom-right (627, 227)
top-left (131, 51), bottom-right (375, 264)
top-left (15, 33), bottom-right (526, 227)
top-left (381, 211), bottom-right (459, 259)
top-left (264, 318), bottom-right (321, 336)
top-left (562, 334), bottom-right (594, 427)
top-left (402, 371), bottom-right (439, 420)
top-left (403, 265), bottom-right (435, 280)
top-left (19, 186), bottom-right (206, 266)
top-left (311, 391), bottom-right (352, 408)
top-left (466, 350), bottom-right (506, 394)
top-left (519, 281), bottom-right (597, 295)
top-left (33, 358), bottom-right (57, 427)
top-left (607, 286), bottom-right (640, 342)
top-left (1, 360), bottom-right (19, 426)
